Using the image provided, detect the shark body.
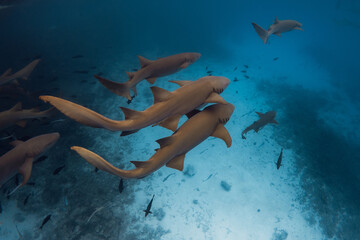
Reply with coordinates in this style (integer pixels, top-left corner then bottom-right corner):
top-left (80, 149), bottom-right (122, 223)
top-left (0, 102), bottom-right (55, 131)
top-left (252, 17), bottom-right (303, 44)
top-left (0, 132), bottom-right (60, 188)
top-left (94, 52), bottom-right (201, 100)
top-left (71, 103), bottom-right (234, 179)
top-left (242, 111), bottom-right (278, 139)
top-left (40, 76), bottom-right (230, 135)
top-left (0, 59), bottom-right (40, 86)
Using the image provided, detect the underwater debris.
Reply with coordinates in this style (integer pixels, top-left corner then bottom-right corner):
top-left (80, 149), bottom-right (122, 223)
top-left (144, 195), bottom-right (155, 217)
top-left (23, 193), bottom-right (31, 205)
top-left (242, 111), bottom-right (278, 139)
top-left (220, 180), bottom-right (231, 192)
top-left (118, 179), bottom-right (124, 193)
top-left (276, 148), bottom-right (283, 170)
top-left (53, 165), bottom-right (65, 175)
top-left (39, 214), bottom-right (51, 230)
top-left (87, 206), bottom-right (105, 223)
top-left (252, 17), bottom-right (303, 44)
top-left (162, 173), bottom-right (175, 182)
top-left (203, 173), bottom-right (216, 182)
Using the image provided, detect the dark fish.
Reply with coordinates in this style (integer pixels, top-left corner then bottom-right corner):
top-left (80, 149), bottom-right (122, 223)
top-left (24, 193), bottom-right (31, 205)
top-left (96, 72), bottom-right (103, 76)
top-left (50, 76), bottom-right (58, 82)
top-left (26, 182), bottom-right (36, 186)
top-left (207, 70), bottom-right (213, 74)
top-left (40, 215), bottom-right (51, 230)
top-left (234, 67), bottom-right (238, 71)
top-left (241, 70), bottom-right (247, 73)
top-left (80, 79), bottom-right (87, 83)
top-left (94, 167), bottom-right (99, 173)
top-left (118, 179), bottom-right (124, 193)
top-left (53, 165), bottom-right (65, 175)
top-left (34, 156), bottom-right (47, 164)
top-left (132, 69), bottom-right (138, 71)
top-left (276, 148), bottom-right (283, 170)
top-left (70, 94), bottom-right (77, 98)
top-left (90, 81), bottom-right (96, 84)
top-left (14, 174), bottom-right (19, 186)
top-left (162, 173), bottom-right (175, 182)
top-left (244, 75), bottom-right (250, 79)
top-left (144, 195), bottom-right (155, 217)
top-left (0, 200), bottom-right (2, 213)
top-left (233, 77), bottom-right (239, 82)
top-left (273, 57), bottom-right (279, 61)
top-left (208, 73), bottom-right (212, 76)
top-left (73, 70), bottom-right (89, 74)
top-left (72, 54), bottom-right (84, 59)
top-left (90, 66), bottom-right (97, 69)
top-left (206, 66), bottom-right (208, 70)
top-left (244, 65), bottom-right (249, 68)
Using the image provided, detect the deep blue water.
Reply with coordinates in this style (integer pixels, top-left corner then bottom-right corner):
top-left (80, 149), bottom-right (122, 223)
top-left (0, 0), bottom-right (359, 239)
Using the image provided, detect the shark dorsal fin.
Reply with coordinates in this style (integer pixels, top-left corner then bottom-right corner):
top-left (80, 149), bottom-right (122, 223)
top-left (169, 80), bottom-right (193, 87)
top-left (204, 93), bottom-right (227, 104)
top-left (126, 71), bottom-right (135, 80)
top-left (10, 102), bottom-right (22, 111)
top-left (256, 112), bottom-right (265, 118)
top-left (138, 56), bottom-right (153, 68)
top-left (120, 107), bottom-right (142, 120)
top-left (274, 17), bottom-right (279, 24)
top-left (154, 115), bottom-right (181, 131)
top-left (130, 161), bottom-right (149, 168)
top-left (271, 119), bottom-right (279, 124)
top-left (166, 154), bottom-right (185, 171)
top-left (150, 86), bottom-right (172, 104)
top-left (10, 140), bottom-right (24, 147)
top-left (156, 136), bottom-right (173, 148)
top-left (211, 124), bottom-right (232, 147)
top-left (186, 109), bottom-right (201, 119)
top-left (19, 157), bottom-right (34, 186)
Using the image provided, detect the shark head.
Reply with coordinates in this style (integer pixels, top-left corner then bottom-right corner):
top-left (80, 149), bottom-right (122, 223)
top-left (207, 103), bottom-right (235, 124)
top-left (183, 52), bottom-right (201, 64)
top-left (26, 132), bottom-right (60, 158)
top-left (204, 76), bottom-right (230, 94)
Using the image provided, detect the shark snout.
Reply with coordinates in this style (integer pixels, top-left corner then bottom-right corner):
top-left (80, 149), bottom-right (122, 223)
top-left (186, 52), bottom-right (201, 63)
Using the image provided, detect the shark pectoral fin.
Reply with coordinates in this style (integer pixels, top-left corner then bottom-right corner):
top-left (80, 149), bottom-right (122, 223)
top-left (120, 107), bottom-right (143, 120)
top-left (169, 80), bottom-right (193, 87)
top-left (19, 157), bottom-right (34, 186)
top-left (273, 32), bottom-right (281, 37)
top-left (255, 112), bottom-right (265, 117)
top-left (138, 56), bottom-right (153, 68)
top-left (166, 154), bottom-right (185, 171)
top-left (120, 129), bottom-right (139, 136)
top-left (16, 120), bottom-right (27, 128)
top-left (150, 86), bottom-right (172, 104)
top-left (157, 115), bottom-right (181, 131)
top-left (186, 109), bottom-right (201, 119)
top-left (9, 140), bottom-right (24, 147)
top-left (126, 71), bottom-right (135, 80)
top-left (180, 62), bottom-right (191, 69)
top-left (271, 119), bottom-right (279, 124)
top-left (130, 161), bottom-right (149, 168)
top-left (156, 136), bottom-right (174, 148)
top-left (204, 93), bottom-right (227, 105)
top-left (294, 27), bottom-right (304, 31)
top-left (146, 77), bottom-right (157, 84)
top-left (10, 102), bottom-right (22, 111)
top-left (212, 124), bottom-right (232, 147)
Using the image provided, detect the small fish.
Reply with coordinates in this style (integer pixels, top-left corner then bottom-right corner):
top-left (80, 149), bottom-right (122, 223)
top-left (24, 193), bottom-right (31, 205)
top-left (90, 66), bottom-right (97, 69)
top-left (73, 70), bottom-right (89, 74)
top-left (26, 182), bottom-right (35, 186)
top-left (144, 195), bottom-right (155, 217)
top-left (206, 66), bottom-right (208, 70)
top-left (96, 72), bottom-right (103, 76)
top-left (53, 165), bottom-right (65, 175)
top-left (70, 94), bottom-right (77, 98)
top-left (72, 54), bottom-right (84, 59)
top-left (241, 70), bottom-right (247, 73)
top-left (244, 75), bottom-right (250, 79)
top-left (40, 215), bottom-right (51, 230)
top-left (80, 79), bottom-right (87, 83)
top-left (34, 156), bottom-right (47, 164)
top-left (118, 179), bottom-right (124, 193)
top-left (94, 167), bottom-right (99, 173)
top-left (273, 57), bottom-right (279, 61)
top-left (233, 77), bottom-right (239, 82)
top-left (244, 64), bottom-right (249, 68)
top-left (0, 200), bottom-right (2, 213)
top-left (132, 69), bottom-right (138, 71)
top-left (233, 66), bottom-right (238, 71)
top-left (162, 173), bottom-right (175, 182)
top-left (207, 70), bottom-right (213, 74)
top-left (276, 148), bottom-right (283, 170)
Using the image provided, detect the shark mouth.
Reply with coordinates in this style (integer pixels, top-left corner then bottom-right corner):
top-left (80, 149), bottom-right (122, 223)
top-left (213, 88), bottom-right (224, 94)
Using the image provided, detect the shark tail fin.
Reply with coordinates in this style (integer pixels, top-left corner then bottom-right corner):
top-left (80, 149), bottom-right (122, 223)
top-left (251, 22), bottom-right (269, 44)
top-left (70, 146), bottom-right (136, 179)
top-left (94, 75), bottom-right (132, 100)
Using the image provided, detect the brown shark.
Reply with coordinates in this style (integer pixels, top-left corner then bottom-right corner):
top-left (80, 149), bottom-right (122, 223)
top-left (40, 76), bottom-right (230, 136)
top-left (0, 102), bottom-right (55, 131)
top-left (71, 103), bottom-right (234, 179)
top-left (252, 17), bottom-right (303, 44)
top-left (0, 132), bottom-right (60, 188)
top-left (242, 111), bottom-right (278, 139)
top-left (94, 52), bottom-right (201, 100)
top-left (0, 59), bottom-right (40, 86)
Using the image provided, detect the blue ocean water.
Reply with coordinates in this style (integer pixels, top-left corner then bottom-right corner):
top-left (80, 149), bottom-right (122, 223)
top-left (0, 0), bottom-right (359, 239)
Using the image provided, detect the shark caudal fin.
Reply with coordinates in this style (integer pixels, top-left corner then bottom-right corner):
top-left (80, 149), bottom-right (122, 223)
top-left (251, 22), bottom-right (269, 44)
top-left (94, 75), bottom-right (132, 100)
top-left (71, 146), bottom-right (137, 179)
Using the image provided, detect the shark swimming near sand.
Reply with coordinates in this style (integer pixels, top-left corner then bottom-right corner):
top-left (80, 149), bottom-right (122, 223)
top-left (70, 103), bottom-right (234, 179)
top-left (0, 59), bottom-right (40, 86)
top-left (40, 76), bottom-right (230, 136)
top-left (252, 17), bottom-right (303, 44)
top-left (0, 102), bottom-right (56, 131)
top-left (94, 52), bottom-right (201, 100)
top-left (0, 132), bottom-right (60, 190)
top-left (242, 111), bottom-right (278, 139)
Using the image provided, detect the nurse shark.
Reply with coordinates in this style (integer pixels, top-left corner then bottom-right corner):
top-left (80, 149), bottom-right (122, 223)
top-left (71, 103), bottom-right (234, 179)
top-left (252, 17), bottom-right (303, 44)
top-left (94, 52), bottom-right (201, 100)
top-left (0, 59), bottom-right (40, 86)
top-left (40, 76), bottom-right (230, 136)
